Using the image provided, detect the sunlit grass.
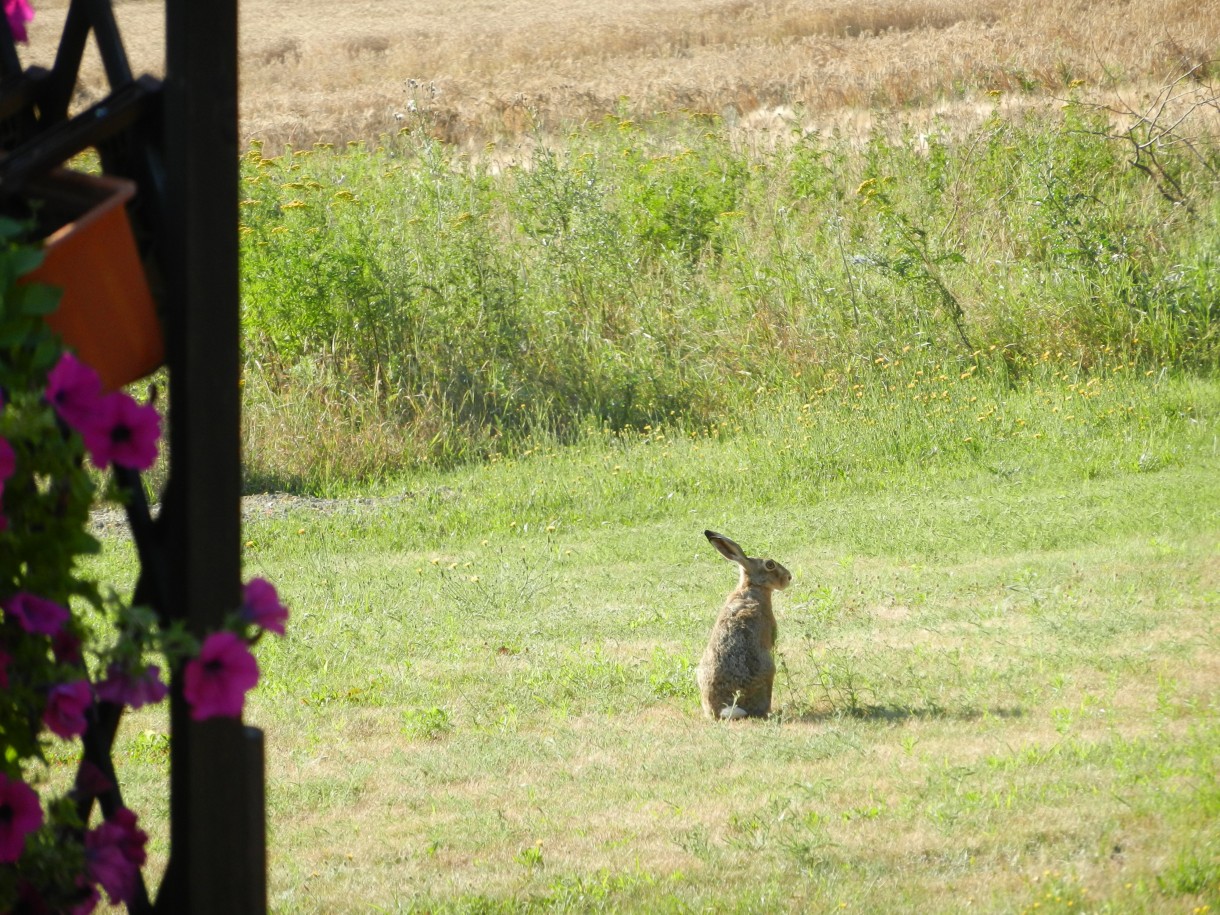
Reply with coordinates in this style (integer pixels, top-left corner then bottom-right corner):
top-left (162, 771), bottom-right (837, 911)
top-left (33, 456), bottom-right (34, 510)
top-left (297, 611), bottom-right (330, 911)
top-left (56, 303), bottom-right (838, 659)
top-left (83, 369), bottom-right (1220, 913)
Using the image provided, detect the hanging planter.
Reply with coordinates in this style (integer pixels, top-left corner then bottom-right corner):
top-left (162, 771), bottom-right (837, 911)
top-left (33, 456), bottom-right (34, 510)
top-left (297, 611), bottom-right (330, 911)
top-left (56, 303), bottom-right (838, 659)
top-left (14, 168), bottom-right (164, 391)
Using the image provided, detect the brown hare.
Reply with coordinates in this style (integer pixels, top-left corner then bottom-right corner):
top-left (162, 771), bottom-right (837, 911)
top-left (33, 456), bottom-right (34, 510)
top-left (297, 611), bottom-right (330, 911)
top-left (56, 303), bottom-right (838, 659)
top-left (696, 530), bottom-right (792, 719)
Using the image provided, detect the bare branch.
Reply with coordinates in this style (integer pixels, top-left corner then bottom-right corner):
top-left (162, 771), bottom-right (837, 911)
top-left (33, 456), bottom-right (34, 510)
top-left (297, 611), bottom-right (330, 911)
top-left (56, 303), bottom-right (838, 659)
top-left (1063, 57), bottom-right (1220, 212)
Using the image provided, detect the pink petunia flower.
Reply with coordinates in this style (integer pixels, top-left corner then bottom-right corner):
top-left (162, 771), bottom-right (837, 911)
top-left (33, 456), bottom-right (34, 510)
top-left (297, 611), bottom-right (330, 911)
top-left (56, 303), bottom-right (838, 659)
top-left (86, 841), bottom-right (129, 905)
top-left (69, 881), bottom-right (101, 915)
top-left (241, 577), bottom-right (289, 635)
top-left (0, 435), bottom-right (13, 532)
top-left (52, 627), bottom-right (83, 665)
top-left (95, 664), bottom-right (168, 709)
top-left (4, 0), bottom-right (34, 44)
top-left (183, 631), bottom-right (259, 721)
top-left (79, 392), bottom-right (161, 471)
top-left (74, 761), bottom-right (115, 801)
top-left (43, 679), bottom-right (93, 739)
top-left (0, 435), bottom-right (13, 482)
top-left (0, 772), bottom-right (43, 864)
top-left (45, 351), bottom-right (105, 434)
top-left (84, 807), bottom-right (147, 905)
top-left (3, 591), bottom-right (70, 636)
top-left (109, 807), bottom-right (148, 867)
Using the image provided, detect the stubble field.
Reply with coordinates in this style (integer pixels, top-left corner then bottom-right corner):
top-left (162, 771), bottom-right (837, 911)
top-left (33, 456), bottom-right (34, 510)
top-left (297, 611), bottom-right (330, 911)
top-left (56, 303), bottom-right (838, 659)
top-left (17, 0), bottom-right (1220, 150)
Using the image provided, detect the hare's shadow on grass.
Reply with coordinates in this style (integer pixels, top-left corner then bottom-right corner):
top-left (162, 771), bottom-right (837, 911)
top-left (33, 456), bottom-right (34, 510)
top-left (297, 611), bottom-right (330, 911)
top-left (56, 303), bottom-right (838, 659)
top-left (776, 704), bottom-right (1026, 725)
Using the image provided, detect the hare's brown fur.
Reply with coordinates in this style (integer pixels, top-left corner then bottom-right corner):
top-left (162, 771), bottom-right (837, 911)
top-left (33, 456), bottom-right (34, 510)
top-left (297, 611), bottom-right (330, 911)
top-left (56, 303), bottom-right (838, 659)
top-left (696, 531), bottom-right (791, 719)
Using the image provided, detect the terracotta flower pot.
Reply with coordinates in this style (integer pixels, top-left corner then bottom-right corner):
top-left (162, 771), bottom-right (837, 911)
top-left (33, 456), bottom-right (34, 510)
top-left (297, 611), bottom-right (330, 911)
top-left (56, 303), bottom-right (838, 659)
top-left (20, 169), bottom-right (164, 391)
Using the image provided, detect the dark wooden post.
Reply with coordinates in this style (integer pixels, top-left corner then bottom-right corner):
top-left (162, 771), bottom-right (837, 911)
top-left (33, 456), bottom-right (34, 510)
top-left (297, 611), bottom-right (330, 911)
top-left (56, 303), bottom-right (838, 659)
top-left (156, 1), bottom-right (266, 912)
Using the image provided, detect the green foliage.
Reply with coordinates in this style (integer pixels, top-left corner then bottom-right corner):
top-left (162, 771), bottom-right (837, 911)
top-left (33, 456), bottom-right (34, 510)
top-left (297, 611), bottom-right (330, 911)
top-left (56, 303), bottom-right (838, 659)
top-left (1157, 854), bottom-right (1220, 897)
top-left (615, 130), bottom-right (747, 261)
top-left (0, 220), bottom-right (63, 387)
top-left (126, 729), bottom-right (170, 764)
top-left (240, 109), bottom-right (1220, 490)
top-left (0, 224), bottom-right (181, 911)
top-left (401, 705), bottom-right (453, 740)
top-left (0, 233), bottom-right (100, 776)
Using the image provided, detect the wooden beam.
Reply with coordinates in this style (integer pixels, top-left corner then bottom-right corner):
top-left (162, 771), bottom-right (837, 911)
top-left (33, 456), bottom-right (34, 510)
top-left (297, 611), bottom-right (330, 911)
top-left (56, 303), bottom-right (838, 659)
top-left (81, 0), bottom-right (132, 89)
top-left (0, 77), bottom-right (158, 195)
top-left (157, 0), bottom-right (264, 911)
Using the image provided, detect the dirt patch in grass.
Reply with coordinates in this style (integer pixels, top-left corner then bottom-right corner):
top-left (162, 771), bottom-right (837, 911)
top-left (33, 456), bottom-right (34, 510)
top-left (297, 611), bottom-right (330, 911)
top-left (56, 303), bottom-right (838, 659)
top-left (89, 491), bottom-right (424, 538)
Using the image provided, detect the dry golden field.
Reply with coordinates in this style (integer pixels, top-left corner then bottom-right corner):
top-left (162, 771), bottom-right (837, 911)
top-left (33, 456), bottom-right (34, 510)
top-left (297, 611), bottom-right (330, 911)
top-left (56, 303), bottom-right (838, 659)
top-left (13, 0), bottom-right (1220, 152)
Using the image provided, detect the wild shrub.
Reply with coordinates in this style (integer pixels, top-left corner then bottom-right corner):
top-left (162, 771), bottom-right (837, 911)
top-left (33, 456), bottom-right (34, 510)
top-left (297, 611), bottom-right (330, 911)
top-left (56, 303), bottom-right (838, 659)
top-left (239, 110), bottom-right (1220, 487)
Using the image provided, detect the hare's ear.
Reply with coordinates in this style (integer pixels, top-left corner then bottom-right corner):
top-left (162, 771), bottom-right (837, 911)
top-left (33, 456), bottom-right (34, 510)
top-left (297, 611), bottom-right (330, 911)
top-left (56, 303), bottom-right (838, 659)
top-left (705, 530), bottom-right (747, 565)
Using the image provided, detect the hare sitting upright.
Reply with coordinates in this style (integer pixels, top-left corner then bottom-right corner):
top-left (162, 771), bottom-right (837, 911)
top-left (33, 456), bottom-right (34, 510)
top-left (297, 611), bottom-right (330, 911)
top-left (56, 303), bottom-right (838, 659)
top-left (696, 530), bottom-right (792, 720)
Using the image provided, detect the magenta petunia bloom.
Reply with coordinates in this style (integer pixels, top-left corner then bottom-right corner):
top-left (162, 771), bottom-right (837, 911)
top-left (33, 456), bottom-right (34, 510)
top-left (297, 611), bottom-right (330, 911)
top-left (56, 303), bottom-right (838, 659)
top-left (84, 807), bottom-right (147, 904)
top-left (0, 435), bottom-right (13, 531)
top-left (4, 0), bottom-right (34, 44)
top-left (96, 664), bottom-right (168, 709)
top-left (52, 627), bottom-right (83, 665)
top-left (183, 631), bottom-right (259, 721)
top-left (0, 647), bottom-right (9, 689)
top-left (69, 881), bottom-right (101, 915)
top-left (45, 351), bottom-right (105, 433)
top-left (3, 591), bottom-right (70, 636)
top-left (0, 435), bottom-right (13, 482)
top-left (0, 772), bottom-right (43, 864)
top-left (43, 679), bottom-right (93, 739)
top-left (74, 761), bottom-right (114, 801)
top-left (86, 841), bottom-right (129, 905)
top-left (108, 807), bottom-right (148, 868)
top-left (241, 577), bottom-right (289, 635)
top-left (80, 391), bottom-right (161, 471)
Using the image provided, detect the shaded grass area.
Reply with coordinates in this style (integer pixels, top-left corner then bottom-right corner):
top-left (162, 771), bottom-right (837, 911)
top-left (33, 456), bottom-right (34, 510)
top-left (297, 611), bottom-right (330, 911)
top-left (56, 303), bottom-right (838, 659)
top-left (82, 372), bottom-right (1220, 912)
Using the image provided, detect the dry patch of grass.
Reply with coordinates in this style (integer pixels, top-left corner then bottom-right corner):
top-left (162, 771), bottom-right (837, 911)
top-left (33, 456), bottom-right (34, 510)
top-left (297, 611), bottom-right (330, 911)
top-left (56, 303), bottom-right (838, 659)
top-left (14, 0), bottom-right (1220, 151)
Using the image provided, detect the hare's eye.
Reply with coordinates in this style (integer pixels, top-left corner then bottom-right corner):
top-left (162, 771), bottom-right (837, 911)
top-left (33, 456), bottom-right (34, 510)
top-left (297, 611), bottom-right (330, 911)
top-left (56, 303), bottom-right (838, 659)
top-left (764, 560), bottom-right (776, 571)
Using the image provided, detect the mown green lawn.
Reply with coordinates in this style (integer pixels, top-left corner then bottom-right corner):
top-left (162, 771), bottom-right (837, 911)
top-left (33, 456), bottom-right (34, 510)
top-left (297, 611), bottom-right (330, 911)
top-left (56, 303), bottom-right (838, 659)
top-left (75, 369), bottom-right (1219, 913)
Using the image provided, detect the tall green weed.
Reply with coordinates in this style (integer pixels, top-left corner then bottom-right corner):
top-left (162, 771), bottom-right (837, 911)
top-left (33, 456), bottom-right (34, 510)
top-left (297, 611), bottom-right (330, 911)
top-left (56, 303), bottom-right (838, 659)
top-left (240, 106), bottom-right (1219, 488)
